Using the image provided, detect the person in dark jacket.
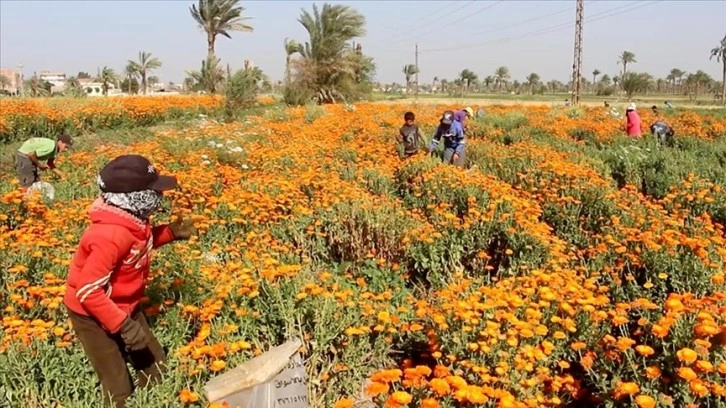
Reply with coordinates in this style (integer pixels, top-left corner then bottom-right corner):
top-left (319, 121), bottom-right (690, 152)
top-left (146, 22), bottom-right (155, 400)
top-left (650, 120), bottom-right (675, 145)
top-left (64, 154), bottom-right (197, 408)
top-left (398, 111), bottom-right (425, 158)
top-left (429, 110), bottom-right (466, 166)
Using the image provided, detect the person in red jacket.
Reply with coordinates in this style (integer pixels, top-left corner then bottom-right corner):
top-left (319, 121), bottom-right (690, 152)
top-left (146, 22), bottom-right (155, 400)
top-left (64, 154), bottom-right (196, 408)
top-left (625, 102), bottom-right (642, 138)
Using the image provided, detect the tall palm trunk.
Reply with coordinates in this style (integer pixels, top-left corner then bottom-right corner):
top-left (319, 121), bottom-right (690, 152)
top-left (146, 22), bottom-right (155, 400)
top-left (207, 33), bottom-right (215, 60)
top-left (721, 60), bottom-right (726, 105)
top-left (285, 56), bottom-right (291, 85)
top-left (142, 72), bottom-right (148, 95)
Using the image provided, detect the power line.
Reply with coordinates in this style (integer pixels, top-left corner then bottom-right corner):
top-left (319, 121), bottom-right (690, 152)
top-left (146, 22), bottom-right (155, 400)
top-left (464, 4), bottom-right (577, 38)
top-left (419, 1), bottom-right (662, 53)
top-left (447, 1), bottom-right (504, 26)
top-left (385, 0), bottom-right (478, 44)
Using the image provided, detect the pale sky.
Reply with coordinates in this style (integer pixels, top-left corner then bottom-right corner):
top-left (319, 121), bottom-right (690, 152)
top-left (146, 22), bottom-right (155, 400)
top-left (1, 0), bottom-right (724, 85)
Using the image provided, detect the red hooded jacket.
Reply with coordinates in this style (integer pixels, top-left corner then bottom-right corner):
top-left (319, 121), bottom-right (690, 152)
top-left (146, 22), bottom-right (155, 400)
top-left (626, 110), bottom-right (642, 137)
top-left (64, 198), bottom-right (176, 333)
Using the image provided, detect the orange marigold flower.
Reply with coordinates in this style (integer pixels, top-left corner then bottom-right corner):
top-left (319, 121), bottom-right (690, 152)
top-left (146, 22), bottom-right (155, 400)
top-left (365, 381), bottom-right (390, 396)
top-left (179, 389), bottom-right (199, 403)
top-left (645, 366), bottom-right (661, 379)
top-left (676, 348), bottom-right (698, 364)
top-left (634, 394), bottom-right (656, 408)
top-left (421, 398), bottom-right (440, 408)
top-left (690, 380), bottom-right (710, 397)
top-left (389, 391), bottom-right (412, 404)
top-left (333, 398), bottom-right (355, 408)
top-left (429, 378), bottom-right (451, 396)
top-left (615, 382), bottom-right (640, 398)
top-left (635, 345), bottom-right (655, 357)
top-left (677, 367), bottom-right (698, 381)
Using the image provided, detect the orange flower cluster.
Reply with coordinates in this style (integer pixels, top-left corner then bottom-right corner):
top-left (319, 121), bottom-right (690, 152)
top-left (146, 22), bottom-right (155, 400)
top-left (0, 95), bottom-right (222, 143)
top-left (0, 102), bottom-right (724, 407)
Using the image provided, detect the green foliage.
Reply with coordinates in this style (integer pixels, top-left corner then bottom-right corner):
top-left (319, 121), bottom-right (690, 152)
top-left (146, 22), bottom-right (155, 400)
top-left (287, 3), bottom-right (375, 104)
top-left (223, 67), bottom-right (266, 121)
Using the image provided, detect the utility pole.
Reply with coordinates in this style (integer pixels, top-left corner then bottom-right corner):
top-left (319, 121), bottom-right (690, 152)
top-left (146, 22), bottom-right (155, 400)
top-left (414, 42), bottom-right (419, 101)
top-left (17, 63), bottom-right (23, 96)
top-left (571, 0), bottom-right (584, 106)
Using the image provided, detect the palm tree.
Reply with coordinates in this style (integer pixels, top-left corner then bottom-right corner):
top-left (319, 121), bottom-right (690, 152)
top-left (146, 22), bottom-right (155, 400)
top-left (96, 67), bottom-right (118, 96)
top-left (494, 66), bottom-right (509, 92)
top-left (402, 64), bottom-right (418, 93)
top-left (432, 76), bottom-right (439, 93)
top-left (440, 78), bottom-right (448, 95)
top-left (686, 70), bottom-right (713, 101)
top-left (592, 69), bottom-right (601, 85)
top-left (621, 72), bottom-right (652, 99)
top-left (483, 75), bottom-right (494, 91)
top-left (25, 76), bottom-right (50, 97)
top-left (128, 51), bottom-right (162, 95)
top-left (459, 69), bottom-right (477, 96)
top-left (668, 68), bottom-right (685, 94)
top-left (187, 56), bottom-right (226, 94)
top-left (526, 73), bottom-right (540, 94)
top-left (592, 69), bottom-right (601, 93)
top-left (710, 33), bottom-right (726, 105)
top-left (190, 0), bottom-right (253, 60)
top-left (284, 38), bottom-right (302, 85)
top-left (619, 51), bottom-right (637, 76)
top-left (291, 3), bottom-right (370, 104)
top-left (123, 63), bottom-right (139, 94)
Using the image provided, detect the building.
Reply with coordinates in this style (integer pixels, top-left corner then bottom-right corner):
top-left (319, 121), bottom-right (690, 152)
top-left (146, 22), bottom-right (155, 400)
top-left (39, 71), bottom-right (66, 88)
top-left (0, 68), bottom-right (21, 94)
top-left (83, 82), bottom-right (119, 97)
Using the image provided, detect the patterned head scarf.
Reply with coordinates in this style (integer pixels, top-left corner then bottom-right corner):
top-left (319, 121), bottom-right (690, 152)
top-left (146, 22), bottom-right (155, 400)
top-left (98, 175), bottom-right (162, 220)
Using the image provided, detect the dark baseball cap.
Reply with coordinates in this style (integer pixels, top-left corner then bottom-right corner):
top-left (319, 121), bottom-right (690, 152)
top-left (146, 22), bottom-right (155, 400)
top-left (98, 154), bottom-right (178, 193)
top-left (57, 132), bottom-right (73, 147)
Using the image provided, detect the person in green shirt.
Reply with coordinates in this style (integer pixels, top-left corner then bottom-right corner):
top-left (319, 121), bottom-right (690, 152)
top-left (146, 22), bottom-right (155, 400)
top-left (15, 132), bottom-right (73, 190)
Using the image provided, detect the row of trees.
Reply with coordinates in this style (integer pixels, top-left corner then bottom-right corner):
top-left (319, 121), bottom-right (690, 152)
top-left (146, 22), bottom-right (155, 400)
top-left (184, 0), bottom-right (374, 105)
top-left (397, 36), bottom-right (726, 104)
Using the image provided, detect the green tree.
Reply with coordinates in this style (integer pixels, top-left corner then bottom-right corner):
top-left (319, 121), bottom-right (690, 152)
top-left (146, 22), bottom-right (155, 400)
top-left (710, 33), bottom-right (726, 105)
top-left (187, 56), bottom-right (226, 94)
top-left (619, 51), bottom-right (636, 75)
top-left (96, 67), bottom-right (119, 96)
top-left (685, 70), bottom-right (713, 101)
top-left (123, 63), bottom-right (139, 95)
top-left (288, 3), bottom-right (374, 104)
top-left (190, 0), bottom-right (253, 60)
top-left (621, 72), bottom-right (652, 99)
top-left (224, 65), bottom-right (266, 120)
top-left (592, 69), bottom-right (601, 92)
top-left (128, 51), bottom-right (162, 95)
top-left (402, 64), bottom-right (419, 94)
top-left (459, 69), bottom-right (477, 96)
top-left (494, 66), bottom-right (509, 92)
top-left (25, 76), bottom-right (51, 97)
top-left (526, 73), bottom-right (540, 94)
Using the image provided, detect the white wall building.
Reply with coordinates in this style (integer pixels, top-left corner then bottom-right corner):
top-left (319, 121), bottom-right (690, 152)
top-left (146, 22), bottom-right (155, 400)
top-left (39, 71), bottom-right (66, 88)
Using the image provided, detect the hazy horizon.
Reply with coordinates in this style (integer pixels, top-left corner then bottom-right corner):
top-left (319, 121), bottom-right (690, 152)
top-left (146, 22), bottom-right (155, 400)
top-left (1, 0), bottom-right (724, 86)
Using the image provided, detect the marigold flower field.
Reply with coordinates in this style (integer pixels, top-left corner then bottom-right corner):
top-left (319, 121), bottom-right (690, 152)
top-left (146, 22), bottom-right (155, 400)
top-left (1, 98), bottom-right (725, 408)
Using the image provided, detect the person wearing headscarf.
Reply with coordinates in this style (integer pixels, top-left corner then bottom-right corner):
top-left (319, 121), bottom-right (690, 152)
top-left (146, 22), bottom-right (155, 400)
top-left (64, 154), bottom-right (197, 408)
top-left (625, 102), bottom-right (642, 138)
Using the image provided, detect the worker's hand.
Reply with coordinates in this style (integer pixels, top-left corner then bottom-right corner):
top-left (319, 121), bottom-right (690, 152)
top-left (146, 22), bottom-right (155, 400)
top-left (120, 317), bottom-right (149, 351)
top-left (169, 214), bottom-right (197, 240)
top-left (38, 163), bottom-right (49, 171)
